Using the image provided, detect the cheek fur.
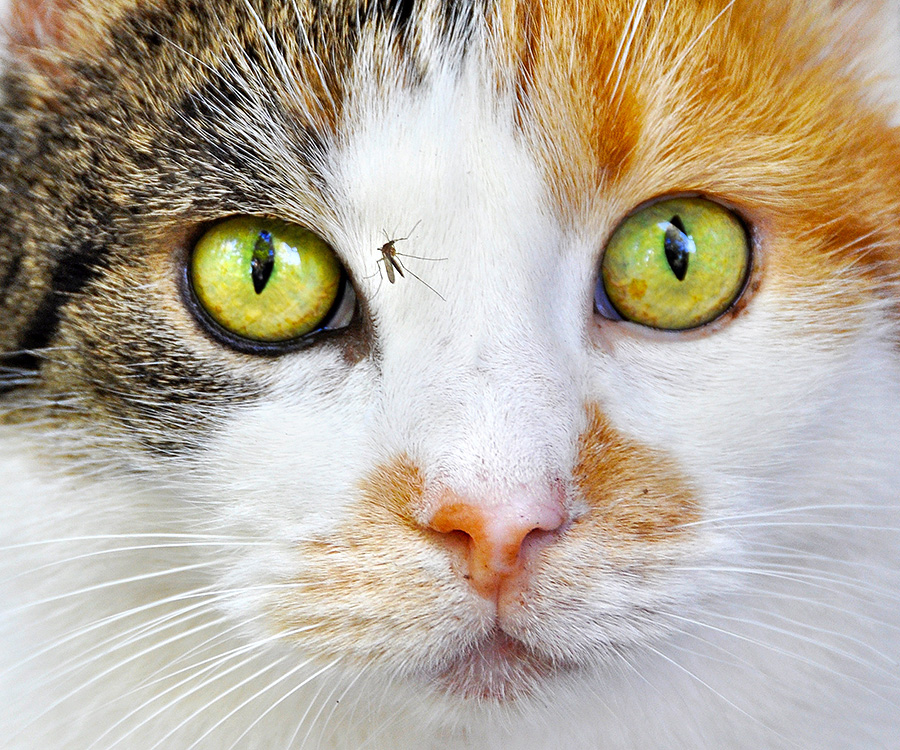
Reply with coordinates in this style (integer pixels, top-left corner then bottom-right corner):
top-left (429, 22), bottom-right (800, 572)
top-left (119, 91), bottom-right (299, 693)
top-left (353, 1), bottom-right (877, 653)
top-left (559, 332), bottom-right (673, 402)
top-left (573, 402), bottom-right (701, 546)
top-left (268, 456), bottom-right (487, 668)
top-left (259, 405), bottom-right (706, 675)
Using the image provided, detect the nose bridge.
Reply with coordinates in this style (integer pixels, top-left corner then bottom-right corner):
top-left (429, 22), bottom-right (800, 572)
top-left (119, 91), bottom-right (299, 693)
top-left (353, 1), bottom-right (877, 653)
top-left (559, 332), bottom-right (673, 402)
top-left (471, 339), bottom-right (564, 433)
top-left (417, 325), bottom-right (578, 493)
top-left (400, 312), bottom-right (581, 602)
top-left (370, 181), bottom-right (579, 487)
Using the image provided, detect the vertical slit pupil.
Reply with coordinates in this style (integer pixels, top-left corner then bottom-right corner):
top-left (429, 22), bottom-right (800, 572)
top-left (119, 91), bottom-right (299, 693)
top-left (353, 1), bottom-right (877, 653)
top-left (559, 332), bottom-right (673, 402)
top-left (664, 215), bottom-right (690, 281)
top-left (251, 231), bottom-right (276, 294)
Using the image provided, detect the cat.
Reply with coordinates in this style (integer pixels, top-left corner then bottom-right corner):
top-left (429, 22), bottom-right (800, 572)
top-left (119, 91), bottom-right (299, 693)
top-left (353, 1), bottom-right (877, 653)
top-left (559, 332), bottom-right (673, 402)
top-left (1, 0), bottom-right (900, 747)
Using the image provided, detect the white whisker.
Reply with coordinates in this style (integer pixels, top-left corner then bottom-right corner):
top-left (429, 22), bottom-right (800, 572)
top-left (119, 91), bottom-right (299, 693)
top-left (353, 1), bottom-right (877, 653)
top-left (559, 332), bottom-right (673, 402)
top-left (216, 656), bottom-right (341, 750)
top-left (643, 643), bottom-right (792, 744)
top-left (9, 561), bottom-right (221, 612)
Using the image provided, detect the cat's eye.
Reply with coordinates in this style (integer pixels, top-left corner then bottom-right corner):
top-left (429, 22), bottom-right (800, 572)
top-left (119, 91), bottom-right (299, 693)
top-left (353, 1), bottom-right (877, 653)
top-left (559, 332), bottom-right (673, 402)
top-left (598, 197), bottom-right (750, 330)
top-left (190, 217), bottom-right (354, 344)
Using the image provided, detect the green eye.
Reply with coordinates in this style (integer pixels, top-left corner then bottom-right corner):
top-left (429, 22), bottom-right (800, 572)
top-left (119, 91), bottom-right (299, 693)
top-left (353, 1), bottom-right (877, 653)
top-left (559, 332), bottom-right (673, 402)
top-left (190, 217), bottom-right (345, 343)
top-left (599, 198), bottom-right (750, 330)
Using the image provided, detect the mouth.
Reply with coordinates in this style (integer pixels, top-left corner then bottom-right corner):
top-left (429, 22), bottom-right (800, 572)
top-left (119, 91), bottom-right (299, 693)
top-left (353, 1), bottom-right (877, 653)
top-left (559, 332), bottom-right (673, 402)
top-left (433, 629), bottom-right (571, 702)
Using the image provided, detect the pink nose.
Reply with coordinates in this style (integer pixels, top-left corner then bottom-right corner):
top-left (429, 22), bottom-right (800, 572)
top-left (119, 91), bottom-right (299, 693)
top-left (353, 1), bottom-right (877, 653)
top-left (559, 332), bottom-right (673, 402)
top-left (427, 487), bottom-right (568, 600)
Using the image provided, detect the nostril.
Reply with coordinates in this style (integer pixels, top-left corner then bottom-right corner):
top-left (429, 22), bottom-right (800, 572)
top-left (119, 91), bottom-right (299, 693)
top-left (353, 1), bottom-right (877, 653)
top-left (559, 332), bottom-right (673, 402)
top-left (425, 489), bottom-right (568, 599)
top-left (438, 528), bottom-right (472, 557)
top-left (522, 525), bottom-right (558, 549)
top-left (429, 502), bottom-right (485, 538)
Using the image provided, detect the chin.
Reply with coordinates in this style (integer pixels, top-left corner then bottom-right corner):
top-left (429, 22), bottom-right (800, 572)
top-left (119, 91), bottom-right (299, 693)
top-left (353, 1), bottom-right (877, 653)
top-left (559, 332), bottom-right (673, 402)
top-left (428, 630), bottom-right (580, 703)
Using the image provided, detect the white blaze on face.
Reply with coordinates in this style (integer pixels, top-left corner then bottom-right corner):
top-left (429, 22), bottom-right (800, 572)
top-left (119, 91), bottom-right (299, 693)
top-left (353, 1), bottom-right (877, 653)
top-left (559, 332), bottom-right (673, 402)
top-left (331, 53), bottom-right (587, 498)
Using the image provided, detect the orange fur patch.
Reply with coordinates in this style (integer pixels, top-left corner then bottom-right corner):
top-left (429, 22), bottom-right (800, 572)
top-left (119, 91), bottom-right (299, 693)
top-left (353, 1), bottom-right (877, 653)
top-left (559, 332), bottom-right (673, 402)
top-left (494, 0), bottom-right (642, 212)
top-left (270, 457), bottom-right (448, 657)
top-left (573, 403), bottom-right (701, 543)
top-left (354, 457), bottom-right (426, 536)
top-left (492, 0), bottom-right (900, 302)
top-left (8, 0), bottom-right (137, 51)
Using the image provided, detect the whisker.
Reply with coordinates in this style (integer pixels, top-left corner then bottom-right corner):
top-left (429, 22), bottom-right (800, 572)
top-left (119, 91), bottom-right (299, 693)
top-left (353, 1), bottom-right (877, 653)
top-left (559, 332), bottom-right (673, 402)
top-left (673, 564), bottom-right (900, 603)
top-left (287, 0), bottom-right (339, 115)
top-left (9, 561), bottom-right (221, 612)
top-left (0, 532), bottom-right (260, 552)
top-left (643, 642), bottom-right (792, 743)
top-left (675, 502), bottom-right (900, 529)
top-left (145, 655), bottom-right (294, 750)
top-left (91, 645), bottom-right (290, 750)
top-left (668, 1), bottom-right (736, 76)
top-left (666, 610), bottom-right (900, 692)
top-left (295, 662), bottom-right (346, 750)
top-left (36, 600), bottom-right (229, 689)
top-left (309, 661), bottom-right (369, 750)
top-left (3, 541), bottom-right (261, 583)
top-left (1, 586), bottom-right (219, 676)
top-left (606, 0), bottom-right (649, 103)
top-left (216, 656), bottom-right (342, 750)
top-left (24, 613), bottom-right (233, 739)
top-left (86, 621), bottom-right (307, 748)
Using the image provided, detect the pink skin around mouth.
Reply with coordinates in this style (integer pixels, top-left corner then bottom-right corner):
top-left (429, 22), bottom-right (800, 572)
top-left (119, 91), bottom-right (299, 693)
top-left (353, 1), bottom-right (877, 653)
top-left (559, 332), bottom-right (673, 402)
top-left (433, 628), bottom-right (570, 702)
top-left (422, 484), bottom-right (576, 700)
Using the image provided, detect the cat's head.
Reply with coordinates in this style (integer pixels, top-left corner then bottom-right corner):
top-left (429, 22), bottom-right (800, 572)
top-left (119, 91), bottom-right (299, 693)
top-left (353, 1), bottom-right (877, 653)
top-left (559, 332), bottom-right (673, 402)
top-left (2, 0), bottom-right (900, 726)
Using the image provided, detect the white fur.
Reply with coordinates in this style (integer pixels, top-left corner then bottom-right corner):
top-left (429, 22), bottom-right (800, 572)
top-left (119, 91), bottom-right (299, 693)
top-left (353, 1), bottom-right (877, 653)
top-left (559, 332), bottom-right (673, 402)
top-left (2, 2), bottom-right (900, 749)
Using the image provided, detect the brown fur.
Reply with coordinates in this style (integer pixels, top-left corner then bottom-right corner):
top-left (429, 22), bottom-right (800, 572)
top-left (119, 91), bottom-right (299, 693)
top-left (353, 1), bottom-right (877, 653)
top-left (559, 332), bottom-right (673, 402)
top-left (2, 2), bottom-right (899, 744)
top-left (573, 402), bottom-right (701, 544)
top-left (0, 0), bottom-right (372, 440)
top-left (497, 0), bottom-right (900, 300)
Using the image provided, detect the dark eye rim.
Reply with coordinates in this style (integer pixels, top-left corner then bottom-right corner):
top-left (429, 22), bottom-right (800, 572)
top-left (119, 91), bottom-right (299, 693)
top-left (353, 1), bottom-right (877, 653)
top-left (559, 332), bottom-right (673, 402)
top-left (180, 217), bottom-right (359, 356)
top-left (594, 193), bottom-right (757, 332)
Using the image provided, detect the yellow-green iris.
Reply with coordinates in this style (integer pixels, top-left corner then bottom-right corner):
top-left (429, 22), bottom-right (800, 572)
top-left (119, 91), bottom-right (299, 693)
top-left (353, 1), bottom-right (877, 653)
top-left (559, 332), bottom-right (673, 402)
top-left (601, 197), bottom-right (750, 330)
top-left (190, 217), bottom-right (342, 342)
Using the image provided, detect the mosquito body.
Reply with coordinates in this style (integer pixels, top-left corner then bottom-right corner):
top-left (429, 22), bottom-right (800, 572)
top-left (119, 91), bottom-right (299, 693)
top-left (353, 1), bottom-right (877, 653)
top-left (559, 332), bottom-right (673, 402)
top-left (377, 237), bottom-right (406, 284)
top-left (373, 223), bottom-right (446, 300)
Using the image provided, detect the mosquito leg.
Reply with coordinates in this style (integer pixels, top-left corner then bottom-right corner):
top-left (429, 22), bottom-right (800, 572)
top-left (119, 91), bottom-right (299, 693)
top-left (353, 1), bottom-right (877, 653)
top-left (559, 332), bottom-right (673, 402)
top-left (401, 264), bottom-right (446, 301)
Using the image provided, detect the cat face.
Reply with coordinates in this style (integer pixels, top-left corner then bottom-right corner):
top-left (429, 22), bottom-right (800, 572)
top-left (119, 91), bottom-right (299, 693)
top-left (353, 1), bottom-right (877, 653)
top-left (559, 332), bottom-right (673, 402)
top-left (1, 0), bottom-right (900, 747)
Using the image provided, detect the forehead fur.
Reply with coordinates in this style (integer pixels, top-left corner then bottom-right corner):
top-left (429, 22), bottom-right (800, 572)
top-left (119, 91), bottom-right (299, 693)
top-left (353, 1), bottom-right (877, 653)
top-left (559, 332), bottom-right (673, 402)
top-left (1, 0), bottom-right (899, 440)
top-left (494, 0), bottom-right (900, 272)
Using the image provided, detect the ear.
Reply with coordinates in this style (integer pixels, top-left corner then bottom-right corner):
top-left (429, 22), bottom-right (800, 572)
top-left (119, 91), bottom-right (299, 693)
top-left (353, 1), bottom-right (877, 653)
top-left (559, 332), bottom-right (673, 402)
top-left (5, 0), bottom-right (85, 50)
top-left (3, 0), bottom-right (135, 56)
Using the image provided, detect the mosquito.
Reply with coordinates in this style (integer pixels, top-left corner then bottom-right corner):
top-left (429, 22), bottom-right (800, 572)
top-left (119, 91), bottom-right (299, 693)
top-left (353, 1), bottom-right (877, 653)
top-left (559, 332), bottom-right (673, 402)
top-left (373, 221), bottom-right (446, 300)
